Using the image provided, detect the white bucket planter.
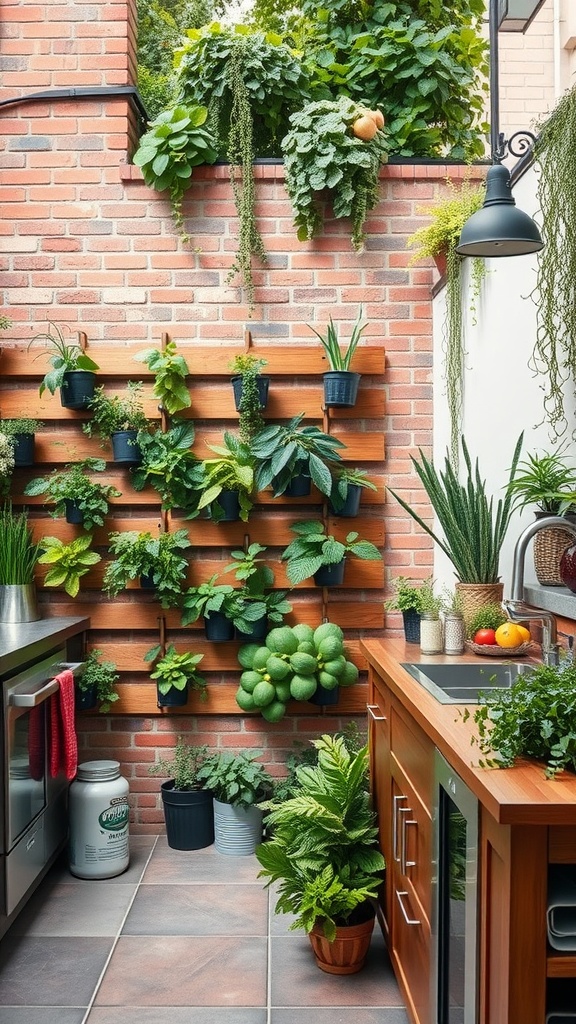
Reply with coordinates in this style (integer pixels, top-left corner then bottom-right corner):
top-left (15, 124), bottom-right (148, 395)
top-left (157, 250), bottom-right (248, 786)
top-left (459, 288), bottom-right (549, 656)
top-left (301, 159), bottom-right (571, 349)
top-left (213, 798), bottom-right (263, 856)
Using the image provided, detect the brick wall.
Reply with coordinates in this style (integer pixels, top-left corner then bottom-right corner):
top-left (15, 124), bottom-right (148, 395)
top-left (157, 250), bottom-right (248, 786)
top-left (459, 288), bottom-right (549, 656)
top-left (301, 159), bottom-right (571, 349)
top-left (0, 0), bottom-right (481, 831)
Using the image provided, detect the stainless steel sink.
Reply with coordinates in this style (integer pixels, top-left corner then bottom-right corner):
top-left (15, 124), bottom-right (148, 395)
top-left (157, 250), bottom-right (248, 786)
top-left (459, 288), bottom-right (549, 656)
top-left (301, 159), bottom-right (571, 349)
top-left (400, 661), bottom-right (534, 704)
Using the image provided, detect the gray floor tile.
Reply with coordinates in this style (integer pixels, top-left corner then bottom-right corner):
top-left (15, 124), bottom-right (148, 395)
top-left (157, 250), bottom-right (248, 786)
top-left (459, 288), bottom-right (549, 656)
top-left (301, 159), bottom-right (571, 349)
top-left (10, 880), bottom-right (137, 936)
top-left (142, 840), bottom-right (261, 884)
top-left (87, 1010), bottom-right (268, 1023)
top-left (271, 1010), bottom-right (410, 1024)
top-left (122, 882), bottom-right (268, 935)
top-left (0, 1011), bottom-right (87, 1024)
top-left (0, 936), bottom-right (113, 1006)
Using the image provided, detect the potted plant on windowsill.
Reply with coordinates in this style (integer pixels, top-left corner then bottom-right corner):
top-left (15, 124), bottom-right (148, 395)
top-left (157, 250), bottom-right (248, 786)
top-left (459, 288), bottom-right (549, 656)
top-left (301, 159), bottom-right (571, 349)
top-left (103, 528), bottom-right (190, 609)
top-left (0, 418), bottom-right (44, 468)
top-left (144, 643), bottom-right (207, 708)
top-left (196, 749), bottom-right (273, 856)
top-left (30, 322), bottom-right (100, 410)
top-left (256, 733), bottom-right (385, 974)
top-left (76, 648), bottom-right (120, 712)
top-left (388, 433), bottom-right (523, 628)
top-left (0, 502), bottom-right (42, 623)
top-left (328, 467), bottom-right (378, 518)
top-left (24, 458), bottom-right (121, 530)
top-left (505, 445), bottom-right (576, 587)
top-left (251, 414), bottom-right (345, 498)
top-left (83, 382), bottom-right (148, 464)
top-left (148, 737), bottom-right (214, 850)
top-left (281, 520), bottom-right (381, 587)
top-left (309, 308), bottom-right (367, 408)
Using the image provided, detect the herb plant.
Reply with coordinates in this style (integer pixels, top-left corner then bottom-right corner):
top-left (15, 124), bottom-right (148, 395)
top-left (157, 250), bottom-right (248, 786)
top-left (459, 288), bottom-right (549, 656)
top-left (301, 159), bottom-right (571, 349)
top-left (130, 421), bottom-right (201, 516)
top-left (104, 528), bottom-right (190, 609)
top-left (308, 309), bottom-right (367, 371)
top-left (180, 574), bottom-right (237, 627)
top-left (222, 542), bottom-right (292, 626)
top-left (230, 354), bottom-right (268, 442)
top-left (25, 458), bottom-right (121, 531)
top-left (0, 503), bottom-right (40, 585)
top-left (144, 643), bottom-right (207, 700)
top-left (197, 749), bottom-right (273, 809)
top-left (29, 323), bottom-right (100, 398)
top-left (468, 661), bottom-right (576, 778)
top-left (193, 432), bottom-right (255, 522)
top-left (505, 445), bottom-right (576, 515)
top-left (0, 435), bottom-right (15, 496)
top-left (134, 339), bottom-right (191, 415)
top-left (0, 418), bottom-right (44, 437)
top-left (251, 413), bottom-right (344, 497)
top-left (281, 520), bottom-right (381, 585)
top-left (465, 603), bottom-right (507, 638)
top-left (148, 736), bottom-right (211, 791)
top-left (84, 382), bottom-right (148, 442)
top-left (38, 534), bottom-right (101, 597)
top-left (79, 649), bottom-right (120, 713)
top-left (385, 575), bottom-right (432, 615)
top-left (329, 466), bottom-right (377, 513)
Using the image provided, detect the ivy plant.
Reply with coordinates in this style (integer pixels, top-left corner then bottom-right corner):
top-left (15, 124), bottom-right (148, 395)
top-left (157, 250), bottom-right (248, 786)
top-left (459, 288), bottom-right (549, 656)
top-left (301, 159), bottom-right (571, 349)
top-left (134, 340), bottom-right (191, 415)
top-left (281, 97), bottom-right (388, 250)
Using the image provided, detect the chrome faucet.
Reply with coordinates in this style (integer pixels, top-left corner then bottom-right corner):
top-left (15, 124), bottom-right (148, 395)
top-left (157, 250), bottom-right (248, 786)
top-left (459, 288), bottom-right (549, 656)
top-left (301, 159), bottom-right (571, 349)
top-left (503, 515), bottom-right (576, 666)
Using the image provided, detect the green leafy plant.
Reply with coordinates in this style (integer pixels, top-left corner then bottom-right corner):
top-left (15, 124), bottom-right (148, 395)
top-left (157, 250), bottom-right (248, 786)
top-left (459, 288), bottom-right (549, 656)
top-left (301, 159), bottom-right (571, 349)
top-left (271, 722), bottom-right (366, 804)
top-left (196, 749), bottom-right (273, 809)
top-left (281, 97), bottom-right (388, 250)
top-left (133, 104), bottom-right (218, 241)
top-left (385, 575), bottom-right (432, 614)
top-left (38, 534), bottom-right (101, 597)
top-left (230, 354), bottom-right (268, 442)
top-left (467, 660), bottom-right (576, 778)
top-left (144, 643), bottom-right (207, 700)
top-left (418, 578), bottom-right (443, 618)
top-left (130, 421), bottom-right (201, 517)
top-left (222, 542), bottom-right (292, 628)
top-left (103, 528), bottom-right (190, 608)
top-left (329, 466), bottom-right (377, 513)
top-left (255, 733), bottom-right (385, 940)
top-left (148, 736), bottom-right (211, 791)
top-left (0, 435), bottom-right (15, 496)
top-left (29, 322), bottom-right (99, 398)
top-left (134, 339), bottom-right (191, 415)
top-left (281, 520), bottom-right (381, 585)
top-left (308, 308), bottom-right (367, 371)
top-left (0, 503), bottom-right (41, 585)
top-left (505, 445), bottom-right (576, 515)
top-left (407, 178), bottom-right (486, 466)
top-left (235, 622), bottom-right (360, 721)
top-left (24, 458), bottom-right (121, 531)
top-left (84, 382), bottom-right (148, 442)
top-left (180, 574), bottom-right (237, 627)
top-left (78, 649), bottom-right (120, 713)
top-left (388, 434), bottom-right (523, 584)
top-left (192, 432), bottom-right (255, 522)
top-left (251, 413), bottom-right (344, 497)
top-left (0, 418), bottom-right (44, 437)
top-left (466, 603), bottom-right (507, 639)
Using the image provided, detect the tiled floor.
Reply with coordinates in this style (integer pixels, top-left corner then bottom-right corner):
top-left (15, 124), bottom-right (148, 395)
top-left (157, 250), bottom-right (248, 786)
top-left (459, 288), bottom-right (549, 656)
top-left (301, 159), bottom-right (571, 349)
top-left (0, 836), bottom-right (409, 1024)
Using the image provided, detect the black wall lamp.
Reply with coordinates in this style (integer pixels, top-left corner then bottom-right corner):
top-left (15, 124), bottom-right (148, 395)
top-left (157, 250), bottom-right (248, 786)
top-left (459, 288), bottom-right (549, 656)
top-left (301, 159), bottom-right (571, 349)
top-left (456, 0), bottom-right (545, 258)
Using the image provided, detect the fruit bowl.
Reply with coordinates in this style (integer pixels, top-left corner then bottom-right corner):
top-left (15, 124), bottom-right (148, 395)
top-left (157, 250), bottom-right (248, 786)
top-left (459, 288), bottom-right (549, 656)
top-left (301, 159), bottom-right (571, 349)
top-left (465, 640), bottom-right (533, 657)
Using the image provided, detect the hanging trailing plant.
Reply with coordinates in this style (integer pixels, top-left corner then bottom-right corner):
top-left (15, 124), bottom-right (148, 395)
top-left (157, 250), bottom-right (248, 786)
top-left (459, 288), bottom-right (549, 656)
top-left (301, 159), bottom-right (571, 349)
top-left (529, 85), bottom-right (576, 441)
top-left (407, 178), bottom-right (486, 466)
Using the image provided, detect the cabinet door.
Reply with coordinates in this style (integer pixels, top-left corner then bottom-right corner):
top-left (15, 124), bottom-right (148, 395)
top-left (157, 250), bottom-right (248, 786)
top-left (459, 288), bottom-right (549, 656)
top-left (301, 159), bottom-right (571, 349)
top-left (368, 670), bottom-right (391, 936)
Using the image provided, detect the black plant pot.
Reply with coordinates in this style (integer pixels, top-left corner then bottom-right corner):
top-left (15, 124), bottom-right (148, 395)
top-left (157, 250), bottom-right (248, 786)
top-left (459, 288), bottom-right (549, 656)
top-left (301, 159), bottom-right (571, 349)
top-left (328, 484), bottom-right (362, 518)
top-left (402, 609), bottom-right (421, 644)
top-left (156, 684), bottom-right (188, 708)
top-left (64, 499), bottom-right (84, 525)
top-left (160, 782), bottom-right (214, 851)
top-left (323, 371), bottom-right (361, 408)
top-left (284, 473), bottom-right (311, 498)
top-left (309, 684), bottom-right (340, 706)
top-left (140, 573), bottom-right (156, 590)
top-left (213, 489), bottom-right (241, 522)
top-left (111, 429), bottom-right (141, 465)
top-left (204, 611), bottom-right (235, 642)
top-left (235, 614), bottom-right (268, 643)
top-left (231, 374), bottom-right (270, 412)
top-left (11, 433), bottom-right (35, 467)
top-left (76, 684), bottom-right (98, 711)
top-left (313, 559), bottom-right (346, 587)
top-left (60, 370), bottom-right (97, 411)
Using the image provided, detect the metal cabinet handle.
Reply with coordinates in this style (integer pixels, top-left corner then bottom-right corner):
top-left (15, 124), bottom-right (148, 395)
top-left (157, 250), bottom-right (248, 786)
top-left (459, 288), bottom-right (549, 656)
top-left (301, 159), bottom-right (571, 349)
top-left (9, 661), bottom-right (85, 707)
top-left (400, 816), bottom-right (417, 874)
top-left (367, 703), bottom-right (387, 721)
top-left (393, 795), bottom-right (408, 862)
top-left (396, 890), bottom-right (420, 926)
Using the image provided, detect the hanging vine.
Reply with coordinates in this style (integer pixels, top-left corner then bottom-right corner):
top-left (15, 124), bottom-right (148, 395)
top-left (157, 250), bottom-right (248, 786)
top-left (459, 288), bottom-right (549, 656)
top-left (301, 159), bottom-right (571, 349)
top-left (529, 85), bottom-right (576, 442)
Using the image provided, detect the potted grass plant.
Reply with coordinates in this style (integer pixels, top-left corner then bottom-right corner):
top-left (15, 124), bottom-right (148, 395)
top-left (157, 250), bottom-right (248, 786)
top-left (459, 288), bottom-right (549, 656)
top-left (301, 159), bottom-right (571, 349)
top-left (0, 418), bottom-right (43, 467)
top-left (196, 749), bottom-right (273, 856)
top-left (24, 458), bottom-right (121, 529)
top-left (256, 734), bottom-right (385, 974)
top-left (281, 520), bottom-right (381, 587)
top-left (134, 339), bottom-right (191, 416)
top-left (308, 308), bottom-right (367, 408)
top-left (0, 502), bottom-right (41, 622)
top-left (148, 736), bottom-right (214, 850)
top-left (30, 322), bottom-right (100, 410)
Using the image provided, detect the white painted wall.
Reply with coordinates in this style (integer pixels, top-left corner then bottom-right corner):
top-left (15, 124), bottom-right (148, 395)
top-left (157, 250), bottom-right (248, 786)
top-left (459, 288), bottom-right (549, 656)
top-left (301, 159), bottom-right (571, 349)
top-left (432, 163), bottom-right (576, 596)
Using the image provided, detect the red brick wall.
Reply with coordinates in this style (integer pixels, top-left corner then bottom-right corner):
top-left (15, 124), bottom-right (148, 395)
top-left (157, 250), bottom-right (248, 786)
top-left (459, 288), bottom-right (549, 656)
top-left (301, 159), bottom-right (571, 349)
top-left (0, 0), bottom-right (481, 831)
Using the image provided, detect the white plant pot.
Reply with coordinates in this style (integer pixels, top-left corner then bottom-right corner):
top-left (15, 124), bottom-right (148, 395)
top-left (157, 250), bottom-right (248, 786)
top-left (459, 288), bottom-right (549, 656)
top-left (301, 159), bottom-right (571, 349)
top-left (213, 798), bottom-right (263, 856)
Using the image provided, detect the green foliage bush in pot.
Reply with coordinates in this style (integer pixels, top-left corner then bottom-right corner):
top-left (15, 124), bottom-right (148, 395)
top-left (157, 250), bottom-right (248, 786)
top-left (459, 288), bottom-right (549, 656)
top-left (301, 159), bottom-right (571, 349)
top-left (191, 432), bottom-right (255, 522)
top-left (251, 413), bottom-right (344, 498)
top-left (229, 354), bottom-right (269, 441)
top-left (256, 733), bottom-right (385, 972)
top-left (38, 534), bottom-right (101, 598)
top-left (328, 466), bottom-right (377, 518)
top-left (0, 418), bottom-right (43, 468)
top-left (222, 541), bottom-right (292, 641)
top-left (134, 339), bottom-right (191, 416)
top-left (30, 322), bottom-right (100, 410)
top-left (148, 737), bottom-right (214, 850)
top-left (197, 749), bottom-right (274, 855)
top-left (281, 520), bottom-right (381, 586)
top-left (25, 458), bottom-right (121, 530)
top-left (83, 382), bottom-right (148, 464)
top-left (77, 649), bottom-right (120, 713)
top-left (0, 434), bottom-right (14, 495)
top-left (144, 643), bottom-right (207, 707)
top-left (130, 421), bottom-right (201, 518)
top-left (103, 528), bottom-right (191, 609)
top-left (180, 574), bottom-right (238, 641)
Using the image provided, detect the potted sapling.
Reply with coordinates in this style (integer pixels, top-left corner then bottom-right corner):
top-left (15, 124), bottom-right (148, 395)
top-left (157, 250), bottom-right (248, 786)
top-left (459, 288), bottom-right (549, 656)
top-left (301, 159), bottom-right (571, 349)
top-left (309, 307), bottom-right (367, 408)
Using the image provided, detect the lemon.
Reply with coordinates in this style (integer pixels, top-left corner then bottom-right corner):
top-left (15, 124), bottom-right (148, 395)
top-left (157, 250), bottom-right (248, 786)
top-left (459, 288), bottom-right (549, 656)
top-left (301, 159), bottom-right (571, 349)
top-left (494, 622), bottom-right (523, 648)
top-left (515, 624), bottom-right (531, 643)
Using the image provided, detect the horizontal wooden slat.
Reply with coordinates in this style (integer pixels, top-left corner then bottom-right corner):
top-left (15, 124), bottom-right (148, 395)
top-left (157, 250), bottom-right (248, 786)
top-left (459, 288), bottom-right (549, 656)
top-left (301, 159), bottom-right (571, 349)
top-left (86, 637), bottom-right (367, 671)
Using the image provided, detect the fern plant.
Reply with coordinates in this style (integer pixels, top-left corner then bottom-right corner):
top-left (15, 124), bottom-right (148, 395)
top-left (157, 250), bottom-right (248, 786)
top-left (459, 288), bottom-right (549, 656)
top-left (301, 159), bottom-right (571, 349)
top-left (256, 734), bottom-right (385, 940)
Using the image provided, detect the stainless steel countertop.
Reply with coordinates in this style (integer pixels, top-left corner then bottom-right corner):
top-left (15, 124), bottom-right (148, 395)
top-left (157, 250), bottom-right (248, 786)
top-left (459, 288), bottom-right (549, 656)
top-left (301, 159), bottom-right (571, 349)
top-left (0, 616), bottom-right (90, 678)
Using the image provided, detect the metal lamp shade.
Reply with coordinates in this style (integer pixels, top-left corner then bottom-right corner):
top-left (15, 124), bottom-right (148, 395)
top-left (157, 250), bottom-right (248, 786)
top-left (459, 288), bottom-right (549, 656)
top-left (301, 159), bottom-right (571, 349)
top-left (456, 164), bottom-right (543, 258)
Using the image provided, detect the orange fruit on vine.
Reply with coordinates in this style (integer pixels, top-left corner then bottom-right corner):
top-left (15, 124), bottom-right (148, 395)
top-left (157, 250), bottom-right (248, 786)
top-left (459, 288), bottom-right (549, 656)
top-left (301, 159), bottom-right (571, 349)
top-left (352, 115), bottom-right (378, 141)
top-left (494, 622), bottom-right (523, 648)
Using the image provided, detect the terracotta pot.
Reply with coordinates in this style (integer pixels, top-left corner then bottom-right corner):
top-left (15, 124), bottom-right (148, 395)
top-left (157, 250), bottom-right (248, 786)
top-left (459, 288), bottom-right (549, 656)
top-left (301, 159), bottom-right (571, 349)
top-left (433, 251), bottom-right (447, 276)
top-left (309, 913), bottom-right (375, 974)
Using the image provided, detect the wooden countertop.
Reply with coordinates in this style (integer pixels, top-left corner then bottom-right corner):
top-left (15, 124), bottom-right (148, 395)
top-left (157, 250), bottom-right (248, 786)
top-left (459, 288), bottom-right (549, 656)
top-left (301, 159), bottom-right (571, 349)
top-left (361, 638), bottom-right (576, 827)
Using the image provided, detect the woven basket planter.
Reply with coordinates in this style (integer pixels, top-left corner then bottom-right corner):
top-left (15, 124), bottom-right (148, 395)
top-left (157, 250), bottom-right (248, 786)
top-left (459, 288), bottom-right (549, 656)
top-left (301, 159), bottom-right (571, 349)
top-left (533, 520), bottom-right (576, 586)
top-left (455, 582), bottom-right (504, 630)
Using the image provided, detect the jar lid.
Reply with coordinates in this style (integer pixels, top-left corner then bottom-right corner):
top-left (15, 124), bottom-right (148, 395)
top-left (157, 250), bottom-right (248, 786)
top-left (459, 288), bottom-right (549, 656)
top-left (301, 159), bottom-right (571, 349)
top-left (76, 759), bottom-right (121, 782)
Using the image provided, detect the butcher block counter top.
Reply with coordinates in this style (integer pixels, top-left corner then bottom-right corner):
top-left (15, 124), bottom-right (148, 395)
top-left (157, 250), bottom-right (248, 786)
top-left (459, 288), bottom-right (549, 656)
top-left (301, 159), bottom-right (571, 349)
top-left (360, 638), bottom-right (576, 827)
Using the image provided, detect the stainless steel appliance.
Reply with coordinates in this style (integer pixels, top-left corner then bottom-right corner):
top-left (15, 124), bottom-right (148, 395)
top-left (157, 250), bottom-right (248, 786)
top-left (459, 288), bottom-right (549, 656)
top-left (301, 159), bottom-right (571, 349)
top-left (0, 617), bottom-right (87, 939)
top-left (431, 750), bottom-right (479, 1024)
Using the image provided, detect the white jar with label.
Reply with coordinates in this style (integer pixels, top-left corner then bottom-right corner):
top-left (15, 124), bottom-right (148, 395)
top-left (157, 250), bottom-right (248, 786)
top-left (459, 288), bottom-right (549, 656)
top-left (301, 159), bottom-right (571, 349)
top-left (69, 760), bottom-right (130, 879)
top-left (419, 613), bottom-right (443, 655)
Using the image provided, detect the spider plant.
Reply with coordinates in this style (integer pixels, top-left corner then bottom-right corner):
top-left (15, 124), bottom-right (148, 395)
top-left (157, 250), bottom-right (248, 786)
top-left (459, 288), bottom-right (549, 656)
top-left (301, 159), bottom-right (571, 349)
top-left (308, 308), bottom-right (367, 371)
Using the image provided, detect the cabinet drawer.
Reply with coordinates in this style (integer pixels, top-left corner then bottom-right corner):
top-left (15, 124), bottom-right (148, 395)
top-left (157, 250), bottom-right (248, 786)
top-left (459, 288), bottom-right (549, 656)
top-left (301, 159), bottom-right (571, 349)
top-left (391, 769), bottom-right (432, 925)
top-left (390, 700), bottom-right (434, 813)
top-left (391, 886), bottom-right (431, 1024)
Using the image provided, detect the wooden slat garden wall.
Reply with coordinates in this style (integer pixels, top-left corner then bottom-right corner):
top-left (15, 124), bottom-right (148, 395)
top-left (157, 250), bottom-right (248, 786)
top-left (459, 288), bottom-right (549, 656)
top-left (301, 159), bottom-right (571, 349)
top-left (1, 335), bottom-right (386, 717)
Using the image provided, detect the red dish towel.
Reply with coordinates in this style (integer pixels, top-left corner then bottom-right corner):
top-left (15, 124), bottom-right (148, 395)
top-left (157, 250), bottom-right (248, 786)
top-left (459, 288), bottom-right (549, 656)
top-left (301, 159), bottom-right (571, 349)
top-left (49, 669), bottom-right (78, 780)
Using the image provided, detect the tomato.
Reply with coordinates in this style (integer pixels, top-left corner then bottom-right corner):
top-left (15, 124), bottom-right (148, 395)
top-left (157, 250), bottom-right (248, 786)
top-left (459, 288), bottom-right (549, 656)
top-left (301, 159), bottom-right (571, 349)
top-left (473, 628), bottom-right (496, 645)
